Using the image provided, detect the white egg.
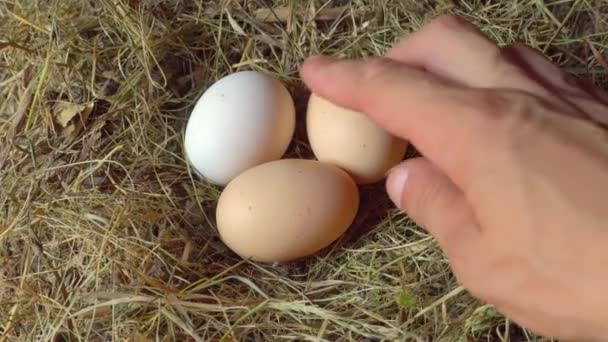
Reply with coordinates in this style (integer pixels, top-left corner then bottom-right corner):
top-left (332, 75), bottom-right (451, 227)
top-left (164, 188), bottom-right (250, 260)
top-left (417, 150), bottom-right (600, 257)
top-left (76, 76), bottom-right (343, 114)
top-left (184, 71), bottom-right (296, 186)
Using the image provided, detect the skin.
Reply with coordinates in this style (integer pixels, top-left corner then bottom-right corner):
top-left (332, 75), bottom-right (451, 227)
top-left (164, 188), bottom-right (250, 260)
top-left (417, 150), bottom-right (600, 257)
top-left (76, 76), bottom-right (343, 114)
top-left (300, 16), bottom-right (608, 341)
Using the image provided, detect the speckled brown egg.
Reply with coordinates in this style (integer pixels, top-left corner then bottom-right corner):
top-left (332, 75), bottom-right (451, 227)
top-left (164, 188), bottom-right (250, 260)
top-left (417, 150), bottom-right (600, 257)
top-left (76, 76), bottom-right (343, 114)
top-left (306, 93), bottom-right (408, 184)
top-left (216, 159), bottom-right (359, 263)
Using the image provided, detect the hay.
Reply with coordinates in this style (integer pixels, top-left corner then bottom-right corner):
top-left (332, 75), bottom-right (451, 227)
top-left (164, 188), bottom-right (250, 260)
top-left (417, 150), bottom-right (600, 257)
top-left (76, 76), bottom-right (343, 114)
top-left (1, 0), bottom-right (606, 340)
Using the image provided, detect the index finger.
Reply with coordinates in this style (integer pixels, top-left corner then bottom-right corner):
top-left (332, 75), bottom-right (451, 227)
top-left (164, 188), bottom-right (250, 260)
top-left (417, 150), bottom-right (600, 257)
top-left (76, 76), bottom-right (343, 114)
top-left (300, 56), bottom-right (522, 190)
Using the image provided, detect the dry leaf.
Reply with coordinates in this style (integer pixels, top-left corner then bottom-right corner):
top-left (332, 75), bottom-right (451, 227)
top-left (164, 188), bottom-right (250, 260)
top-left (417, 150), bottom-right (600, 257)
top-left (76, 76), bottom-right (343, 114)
top-left (54, 101), bottom-right (86, 128)
top-left (60, 123), bottom-right (78, 139)
top-left (80, 102), bottom-right (94, 123)
top-left (56, 101), bottom-right (95, 139)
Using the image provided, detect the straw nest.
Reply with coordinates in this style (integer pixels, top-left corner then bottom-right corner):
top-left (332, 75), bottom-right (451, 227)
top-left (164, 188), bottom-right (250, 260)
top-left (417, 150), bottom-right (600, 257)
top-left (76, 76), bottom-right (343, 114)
top-left (1, 1), bottom-right (606, 341)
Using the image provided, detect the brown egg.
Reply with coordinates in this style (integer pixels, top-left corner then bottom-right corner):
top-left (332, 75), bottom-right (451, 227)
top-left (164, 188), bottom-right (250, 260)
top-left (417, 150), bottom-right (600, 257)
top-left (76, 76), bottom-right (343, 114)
top-left (306, 93), bottom-right (408, 184)
top-left (216, 159), bottom-right (359, 263)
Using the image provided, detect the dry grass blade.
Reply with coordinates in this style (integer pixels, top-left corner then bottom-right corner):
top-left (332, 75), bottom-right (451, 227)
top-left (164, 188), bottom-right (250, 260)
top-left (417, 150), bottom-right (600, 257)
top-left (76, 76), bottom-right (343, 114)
top-left (254, 6), bottom-right (370, 23)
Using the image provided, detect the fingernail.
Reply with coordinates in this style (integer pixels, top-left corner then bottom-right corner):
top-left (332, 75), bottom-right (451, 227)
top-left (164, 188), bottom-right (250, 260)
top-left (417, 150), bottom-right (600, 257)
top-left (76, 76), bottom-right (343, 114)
top-left (386, 163), bottom-right (408, 208)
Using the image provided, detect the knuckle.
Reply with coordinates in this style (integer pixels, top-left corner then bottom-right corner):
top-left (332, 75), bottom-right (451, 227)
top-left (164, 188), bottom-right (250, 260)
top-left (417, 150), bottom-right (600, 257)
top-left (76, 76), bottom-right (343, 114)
top-left (486, 44), bottom-right (550, 96)
top-left (427, 15), bottom-right (483, 38)
top-left (429, 15), bottom-right (469, 31)
top-left (474, 90), bottom-right (545, 139)
top-left (496, 94), bottom-right (546, 144)
top-left (488, 46), bottom-right (512, 74)
top-left (361, 57), bottom-right (397, 84)
top-left (472, 90), bottom-right (515, 120)
top-left (458, 90), bottom-right (549, 190)
top-left (489, 47), bottom-right (531, 85)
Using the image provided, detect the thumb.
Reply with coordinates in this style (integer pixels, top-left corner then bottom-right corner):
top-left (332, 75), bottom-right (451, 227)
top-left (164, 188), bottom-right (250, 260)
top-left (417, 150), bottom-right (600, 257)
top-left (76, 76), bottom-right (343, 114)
top-left (386, 158), bottom-right (483, 264)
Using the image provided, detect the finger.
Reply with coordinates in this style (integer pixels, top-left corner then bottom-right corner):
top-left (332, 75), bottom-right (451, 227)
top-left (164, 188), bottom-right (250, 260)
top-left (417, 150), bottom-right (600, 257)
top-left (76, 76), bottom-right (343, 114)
top-left (386, 158), bottom-right (484, 281)
top-left (509, 44), bottom-right (608, 103)
top-left (564, 95), bottom-right (608, 127)
top-left (508, 44), bottom-right (608, 126)
top-left (301, 55), bottom-right (527, 189)
top-left (576, 78), bottom-right (608, 105)
top-left (386, 16), bottom-right (581, 114)
top-left (506, 44), bottom-right (593, 99)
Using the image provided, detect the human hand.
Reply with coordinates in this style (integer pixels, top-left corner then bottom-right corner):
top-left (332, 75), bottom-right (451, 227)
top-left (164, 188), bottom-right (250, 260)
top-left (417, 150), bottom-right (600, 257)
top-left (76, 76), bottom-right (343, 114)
top-left (301, 16), bottom-right (608, 341)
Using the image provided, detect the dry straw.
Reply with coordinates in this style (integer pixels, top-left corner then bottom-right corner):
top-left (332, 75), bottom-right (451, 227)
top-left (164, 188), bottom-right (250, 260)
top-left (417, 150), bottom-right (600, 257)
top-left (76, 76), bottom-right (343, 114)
top-left (1, 0), bottom-right (606, 341)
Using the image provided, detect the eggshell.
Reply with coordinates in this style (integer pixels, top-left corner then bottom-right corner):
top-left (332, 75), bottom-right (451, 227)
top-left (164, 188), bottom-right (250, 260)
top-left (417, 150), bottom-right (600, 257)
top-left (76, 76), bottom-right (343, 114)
top-left (216, 159), bottom-right (359, 263)
top-left (184, 71), bottom-right (295, 186)
top-left (306, 93), bottom-right (408, 184)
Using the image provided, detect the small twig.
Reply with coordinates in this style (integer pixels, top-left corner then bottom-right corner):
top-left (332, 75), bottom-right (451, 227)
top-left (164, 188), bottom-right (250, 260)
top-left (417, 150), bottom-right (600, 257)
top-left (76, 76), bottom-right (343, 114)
top-left (8, 73), bottom-right (36, 139)
top-left (587, 40), bottom-right (608, 73)
top-left (0, 41), bottom-right (34, 53)
top-left (231, 9), bottom-right (282, 47)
